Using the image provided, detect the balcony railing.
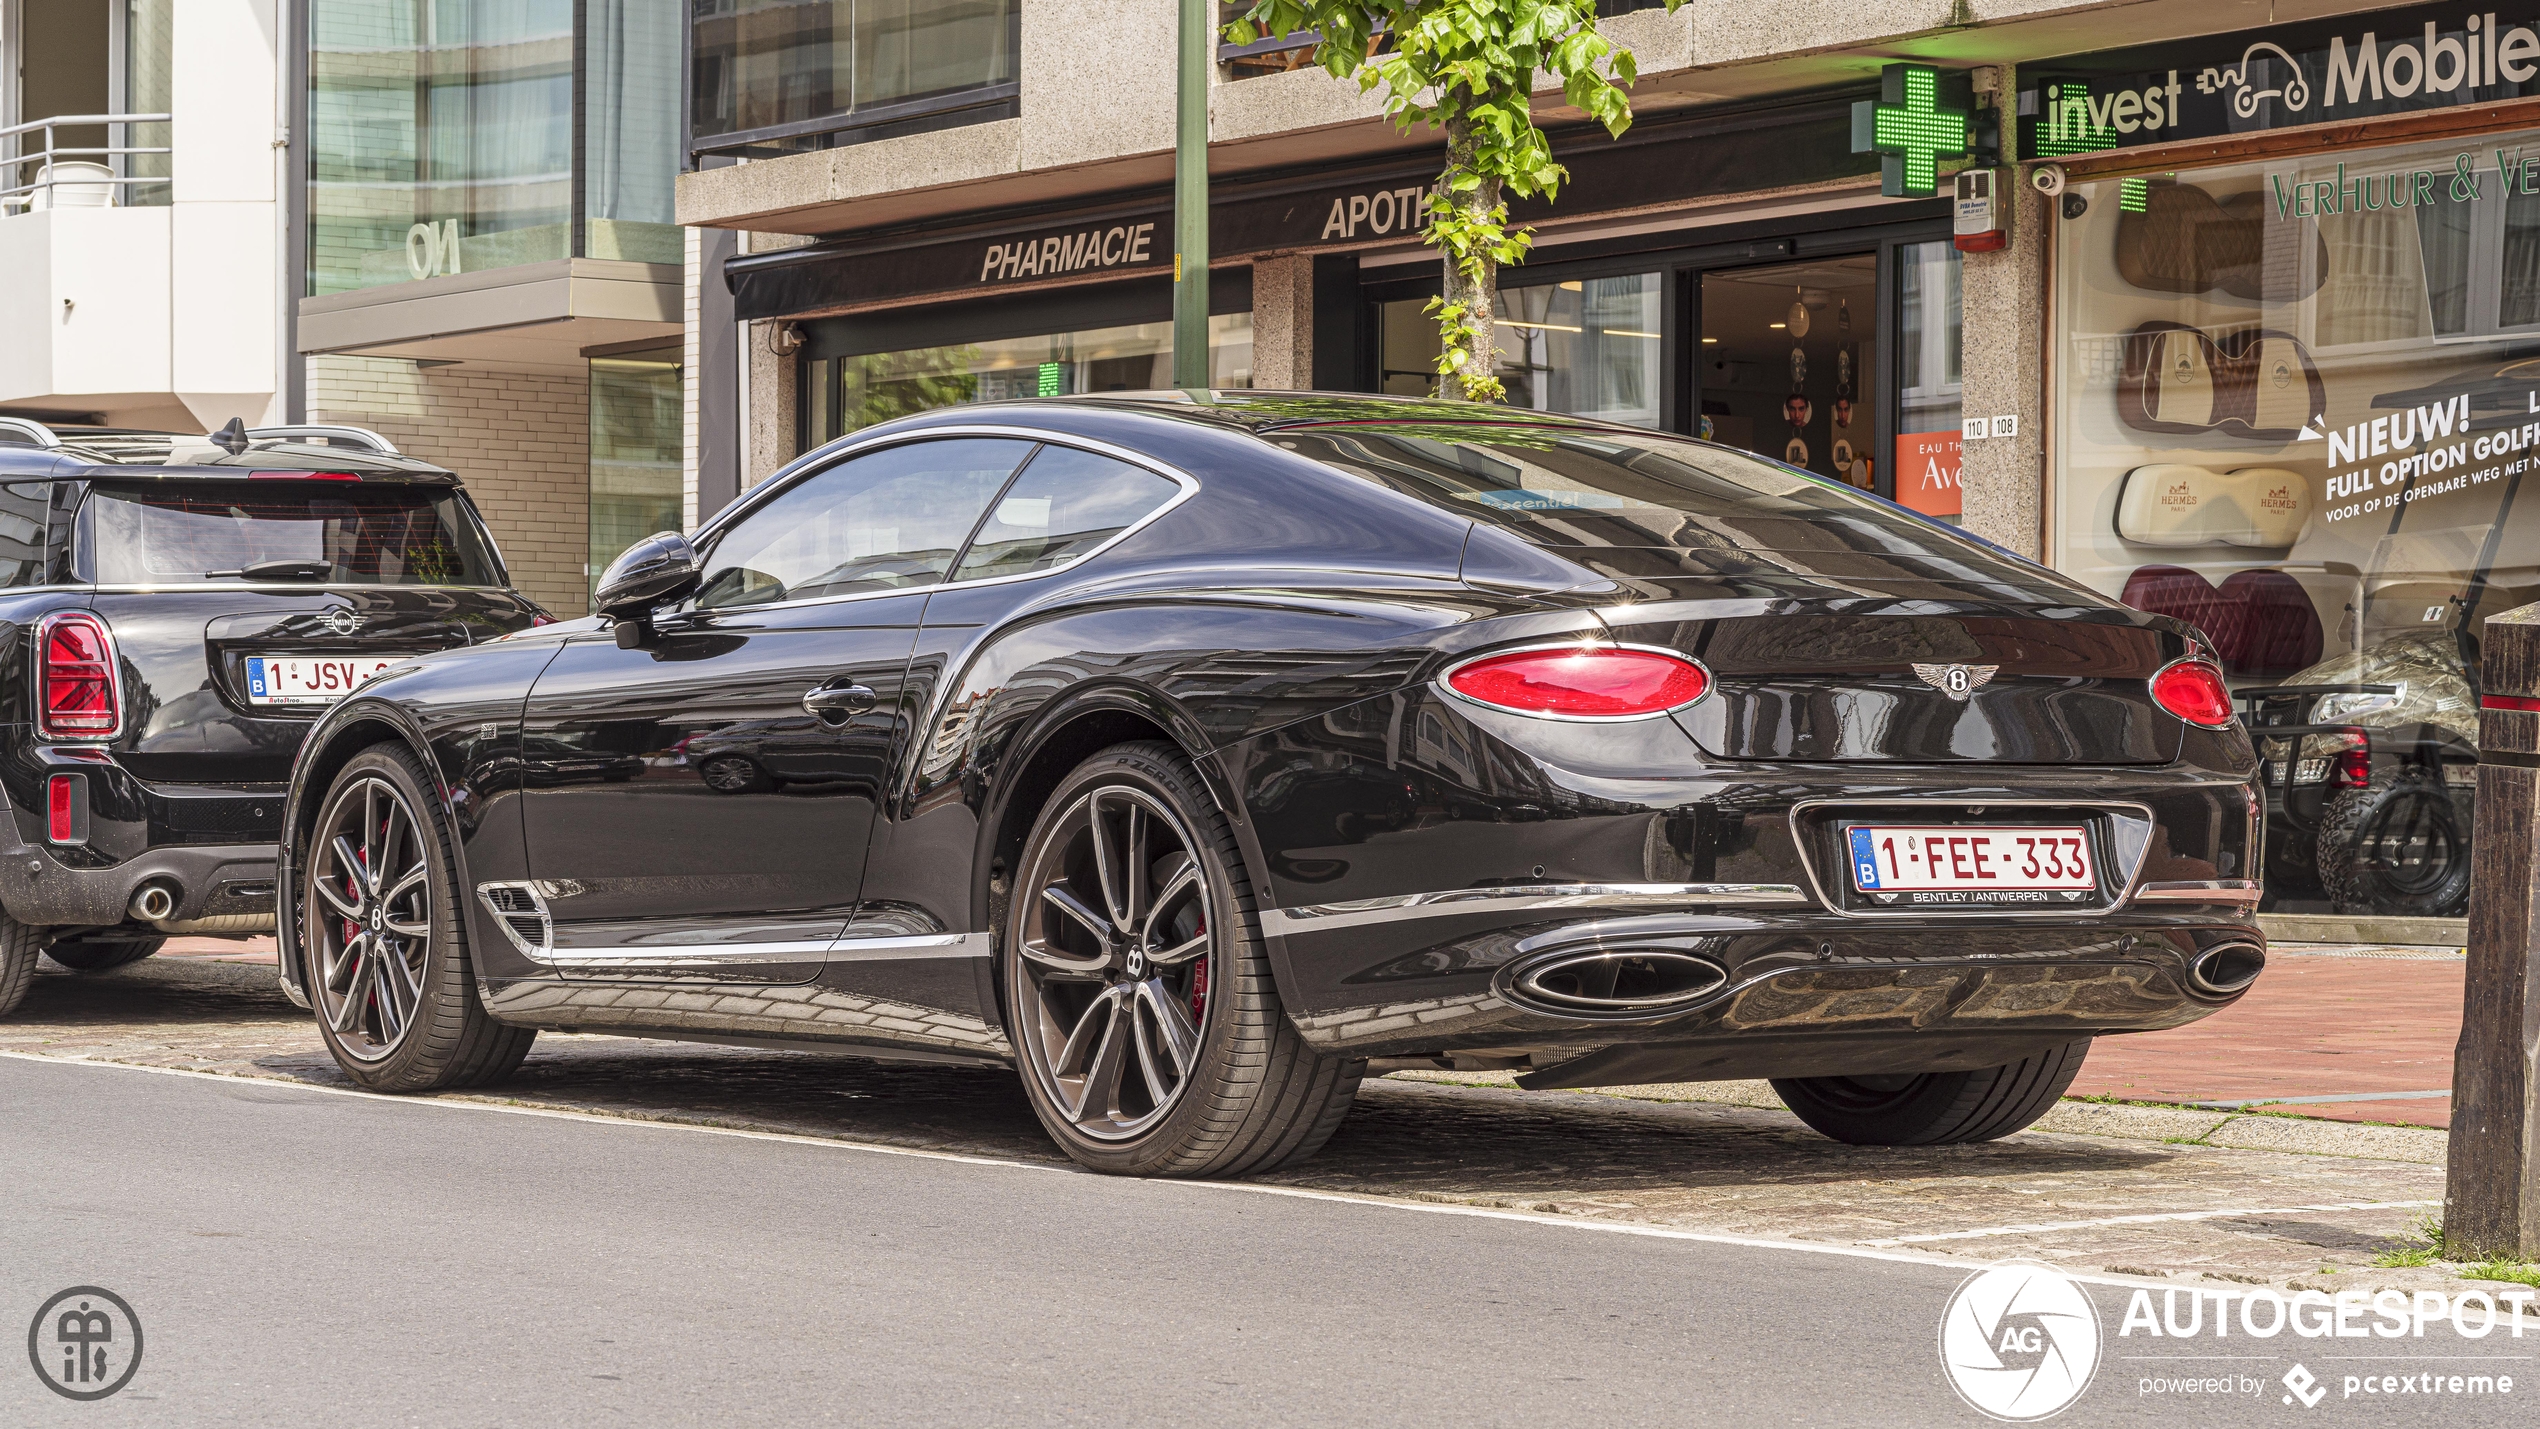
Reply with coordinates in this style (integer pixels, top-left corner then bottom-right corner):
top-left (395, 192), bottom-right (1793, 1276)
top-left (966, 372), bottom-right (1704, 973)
top-left (1, 113), bottom-right (171, 214)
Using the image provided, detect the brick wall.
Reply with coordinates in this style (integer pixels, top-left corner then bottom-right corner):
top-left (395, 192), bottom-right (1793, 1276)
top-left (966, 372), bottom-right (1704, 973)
top-left (305, 355), bottom-right (592, 617)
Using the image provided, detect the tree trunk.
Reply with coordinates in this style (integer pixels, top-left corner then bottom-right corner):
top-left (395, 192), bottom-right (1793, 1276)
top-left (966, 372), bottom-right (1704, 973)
top-left (1436, 114), bottom-right (1502, 402)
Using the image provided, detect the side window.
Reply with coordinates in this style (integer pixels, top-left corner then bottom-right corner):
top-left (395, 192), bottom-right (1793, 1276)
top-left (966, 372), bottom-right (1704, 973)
top-left (0, 482), bottom-right (51, 588)
top-left (695, 438), bottom-right (1035, 609)
top-left (950, 446), bottom-right (1183, 584)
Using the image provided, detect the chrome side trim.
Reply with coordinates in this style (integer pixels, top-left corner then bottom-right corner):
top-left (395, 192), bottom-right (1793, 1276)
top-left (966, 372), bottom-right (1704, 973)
top-left (2131, 879), bottom-right (2263, 907)
top-left (474, 881), bottom-right (552, 959)
top-left (531, 929), bottom-right (990, 969)
top-left (1262, 883), bottom-right (1811, 936)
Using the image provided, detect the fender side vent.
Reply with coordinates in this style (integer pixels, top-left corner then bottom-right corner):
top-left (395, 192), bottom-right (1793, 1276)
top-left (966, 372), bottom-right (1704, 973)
top-left (475, 882), bottom-right (552, 958)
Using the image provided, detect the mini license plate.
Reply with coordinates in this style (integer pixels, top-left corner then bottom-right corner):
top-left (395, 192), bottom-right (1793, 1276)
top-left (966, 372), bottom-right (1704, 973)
top-left (243, 656), bottom-right (401, 706)
top-left (1845, 825), bottom-right (2099, 907)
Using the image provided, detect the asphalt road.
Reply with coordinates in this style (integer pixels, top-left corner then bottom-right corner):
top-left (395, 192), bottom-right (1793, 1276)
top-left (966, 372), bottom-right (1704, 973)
top-left (0, 1057), bottom-right (2514, 1427)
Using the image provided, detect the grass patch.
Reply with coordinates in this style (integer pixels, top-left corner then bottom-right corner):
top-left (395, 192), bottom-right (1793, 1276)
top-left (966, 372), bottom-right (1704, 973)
top-left (2459, 1259), bottom-right (2540, 1288)
top-left (2371, 1214), bottom-right (2448, 1270)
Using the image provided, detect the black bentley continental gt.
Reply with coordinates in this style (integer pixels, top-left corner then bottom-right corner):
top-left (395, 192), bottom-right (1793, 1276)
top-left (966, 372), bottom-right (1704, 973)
top-left (276, 393), bottom-right (2264, 1176)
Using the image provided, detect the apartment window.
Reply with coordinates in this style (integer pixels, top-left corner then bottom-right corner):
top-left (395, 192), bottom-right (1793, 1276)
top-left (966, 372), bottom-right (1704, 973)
top-left (689, 0), bottom-right (1020, 159)
top-left (307, 0), bottom-right (681, 296)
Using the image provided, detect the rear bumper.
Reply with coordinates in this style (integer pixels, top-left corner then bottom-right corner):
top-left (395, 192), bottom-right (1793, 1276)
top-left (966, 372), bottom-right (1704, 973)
top-left (1271, 903), bottom-right (2264, 1080)
top-left (0, 770), bottom-right (278, 929)
top-left (0, 836), bottom-right (277, 929)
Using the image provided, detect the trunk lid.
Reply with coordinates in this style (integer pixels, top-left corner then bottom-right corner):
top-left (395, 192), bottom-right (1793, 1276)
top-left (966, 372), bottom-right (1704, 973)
top-left (1602, 599), bottom-right (2184, 765)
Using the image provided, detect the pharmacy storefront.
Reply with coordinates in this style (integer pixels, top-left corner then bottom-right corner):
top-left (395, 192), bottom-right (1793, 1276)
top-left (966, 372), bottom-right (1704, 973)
top-left (2032, 1), bottom-right (2540, 923)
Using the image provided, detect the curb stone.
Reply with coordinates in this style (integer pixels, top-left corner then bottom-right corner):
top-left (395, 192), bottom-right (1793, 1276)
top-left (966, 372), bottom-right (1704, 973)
top-left (1381, 1071), bottom-right (2451, 1165)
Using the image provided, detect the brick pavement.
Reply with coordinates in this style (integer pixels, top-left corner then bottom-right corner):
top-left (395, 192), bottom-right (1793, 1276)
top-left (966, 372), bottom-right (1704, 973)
top-left (2067, 946), bottom-right (2464, 1129)
top-left (0, 957), bottom-right (2490, 1298)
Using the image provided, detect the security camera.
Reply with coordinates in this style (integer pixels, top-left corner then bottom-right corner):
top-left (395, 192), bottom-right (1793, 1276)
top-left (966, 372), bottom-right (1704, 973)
top-left (2030, 165), bottom-right (2067, 197)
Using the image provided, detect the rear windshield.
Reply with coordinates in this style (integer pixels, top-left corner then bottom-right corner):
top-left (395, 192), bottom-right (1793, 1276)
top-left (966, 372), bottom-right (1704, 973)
top-left (77, 482), bottom-right (505, 586)
top-left (1273, 423), bottom-right (1952, 555)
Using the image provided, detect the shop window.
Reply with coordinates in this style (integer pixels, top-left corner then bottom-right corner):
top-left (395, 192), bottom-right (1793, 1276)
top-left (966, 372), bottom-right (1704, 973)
top-left (1699, 258), bottom-right (1877, 488)
top-left (2051, 131), bottom-right (2540, 920)
top-left (1894, 240), bottom-right (1966, 521)
top-left (1378, 273), bottom-right (1662, 427)
top-left (802, 316), bottom-right (1254, 444)
top-left (589, 348), bottom-right (683, 604)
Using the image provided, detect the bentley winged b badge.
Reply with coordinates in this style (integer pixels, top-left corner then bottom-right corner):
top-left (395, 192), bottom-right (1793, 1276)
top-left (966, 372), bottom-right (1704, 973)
top-left (1911, 662), bottom-right (1998, 701)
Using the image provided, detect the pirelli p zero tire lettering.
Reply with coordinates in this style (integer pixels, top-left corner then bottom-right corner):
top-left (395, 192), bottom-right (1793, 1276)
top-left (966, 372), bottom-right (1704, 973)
top-left (1770, 1038), bottom-right (2093, 1146)
top-left (1004, 740), bottom-right (1364, 1177)
top-left (305, 744), bottom-right (534, 1091)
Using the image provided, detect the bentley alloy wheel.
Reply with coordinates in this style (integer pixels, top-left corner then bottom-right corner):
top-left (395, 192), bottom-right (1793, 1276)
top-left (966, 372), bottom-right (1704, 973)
top-left (309, 770), bottom-right (433, 1061)
top-left (1004, 741), bottom-right (1363, 1176)
top-left (304, 745), bottom-right (534, 1090)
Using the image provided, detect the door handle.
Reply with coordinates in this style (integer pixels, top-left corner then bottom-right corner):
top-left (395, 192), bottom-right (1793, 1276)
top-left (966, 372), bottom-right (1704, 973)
top-left (803, 684), bottom-right (878, 723)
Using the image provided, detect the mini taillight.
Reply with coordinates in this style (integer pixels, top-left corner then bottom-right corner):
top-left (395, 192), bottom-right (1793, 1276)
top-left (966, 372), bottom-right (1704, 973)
top-left (38, 612), bottom-right (121, 738)
top-left (2484, 693), bottom-right (2540, 712)
top-left (1443, 645), bottom-right (1710, 719)
top-left (46, 773), bottom-right (85, 843)
top-left (250, 470), bottom-right (360, 480)
top-left (2149, 659), bottom-right (2234, 728)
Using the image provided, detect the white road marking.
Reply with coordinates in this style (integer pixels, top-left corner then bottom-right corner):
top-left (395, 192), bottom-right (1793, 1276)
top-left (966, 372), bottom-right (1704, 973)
top-left (1860, 1200), bottom-right (2444, 1248)
top-left (0, 1049), bottom-right (2396, 1294)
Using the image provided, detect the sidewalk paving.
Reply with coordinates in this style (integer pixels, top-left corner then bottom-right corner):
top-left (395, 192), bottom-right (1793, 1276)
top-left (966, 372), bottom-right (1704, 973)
top-left (2066, 943), bottom-right (2463, 1129)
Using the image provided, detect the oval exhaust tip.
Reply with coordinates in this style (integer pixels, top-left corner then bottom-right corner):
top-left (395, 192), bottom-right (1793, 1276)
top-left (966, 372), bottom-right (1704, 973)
top-left (2187, 942), bottom-right (2266, 997)
top-left (1512, 948), bottom-right (1729, 1014)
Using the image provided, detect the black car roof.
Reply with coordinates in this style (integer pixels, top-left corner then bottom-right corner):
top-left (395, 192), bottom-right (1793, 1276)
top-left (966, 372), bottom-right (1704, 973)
top-left (968, 390), bottom-right (1631, 437)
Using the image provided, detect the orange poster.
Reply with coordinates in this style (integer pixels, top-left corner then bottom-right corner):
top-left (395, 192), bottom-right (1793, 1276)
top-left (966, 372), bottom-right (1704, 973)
top-left (1895, 430), bottom-right (1964, 517)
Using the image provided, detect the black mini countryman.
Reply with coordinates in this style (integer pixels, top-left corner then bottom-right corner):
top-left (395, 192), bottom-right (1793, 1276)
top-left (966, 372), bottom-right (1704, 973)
top-left (277, 394), bottom-right (2265, 1176)
top-left (0, 422), bottom-right (544, 1016)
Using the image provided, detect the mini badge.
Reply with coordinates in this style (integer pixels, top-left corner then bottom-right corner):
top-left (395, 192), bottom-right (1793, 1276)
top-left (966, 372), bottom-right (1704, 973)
top-left (1912, 663), bottom-right (1998, 701)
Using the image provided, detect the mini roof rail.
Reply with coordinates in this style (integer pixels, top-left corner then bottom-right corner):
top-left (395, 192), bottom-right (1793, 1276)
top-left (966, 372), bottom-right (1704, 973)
top-left (242, 424), bottom-right (400, 455)
top-left (0, 417), bottom-right (62, 449)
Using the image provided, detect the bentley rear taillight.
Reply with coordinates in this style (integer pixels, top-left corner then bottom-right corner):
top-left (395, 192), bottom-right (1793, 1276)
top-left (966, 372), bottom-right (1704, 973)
top-left (1442, 645), bottom-right (1711, 720)
top-left (39, 612), bottom-right (122, 739)
top-left (2149, 658), bottom-right (2235, 728)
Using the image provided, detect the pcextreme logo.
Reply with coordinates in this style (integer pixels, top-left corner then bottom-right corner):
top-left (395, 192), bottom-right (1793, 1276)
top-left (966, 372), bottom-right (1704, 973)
top-left (1939, 1260), bottom-right (2103, 1421)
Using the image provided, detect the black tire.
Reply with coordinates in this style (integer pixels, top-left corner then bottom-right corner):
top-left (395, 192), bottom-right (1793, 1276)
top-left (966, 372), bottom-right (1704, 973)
top-left (0, 912), bottom-right (42, 1017)
top-left (305, 744), bottom-right (535, 1091)
top-left (1772, 1039), bottom-right (2091, 1146)
top-left (2317, 772), bottom-right (2471, 917)
top-left (1003, 740), bottom-right (1363, 1177)
top-left (42, 935), bottom-right (166, 972)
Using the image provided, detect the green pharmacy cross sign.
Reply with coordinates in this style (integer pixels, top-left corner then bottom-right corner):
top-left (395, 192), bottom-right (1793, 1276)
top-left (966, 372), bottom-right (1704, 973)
top-left (1852, 64), bottom-right (1975, 198)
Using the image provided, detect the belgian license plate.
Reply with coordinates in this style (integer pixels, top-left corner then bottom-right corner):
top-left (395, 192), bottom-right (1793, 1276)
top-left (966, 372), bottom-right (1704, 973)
top-left (1845, 824), bottom-right (2099, 906)
top-left (243, 656), bottom-right (400, 706)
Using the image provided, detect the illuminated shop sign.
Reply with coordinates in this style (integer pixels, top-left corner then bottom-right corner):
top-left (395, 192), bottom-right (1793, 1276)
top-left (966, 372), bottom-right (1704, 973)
top-left (2022, 1), bottom-right (2540, 159)
top-left (1852, 65), bottom-right (1976, 197)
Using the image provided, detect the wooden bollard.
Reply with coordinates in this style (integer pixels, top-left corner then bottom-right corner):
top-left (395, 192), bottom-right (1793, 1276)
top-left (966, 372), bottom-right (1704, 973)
top-left (2449, 601), bottom-right (2540, 1258)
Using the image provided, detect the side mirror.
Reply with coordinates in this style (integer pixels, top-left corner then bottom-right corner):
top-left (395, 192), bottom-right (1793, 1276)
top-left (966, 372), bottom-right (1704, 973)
top-left (594, 532), bottom-right (702, 646)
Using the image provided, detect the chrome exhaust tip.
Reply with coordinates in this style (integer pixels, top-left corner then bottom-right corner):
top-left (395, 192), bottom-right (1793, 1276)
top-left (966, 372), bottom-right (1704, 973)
top-left (128, 881), bottom-right (178, 924)
top-left (1509, 948), bottom-right (1730, 1015)
top-left (2186, 941), bottom-right (2266, 997)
